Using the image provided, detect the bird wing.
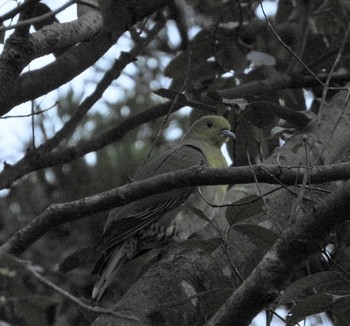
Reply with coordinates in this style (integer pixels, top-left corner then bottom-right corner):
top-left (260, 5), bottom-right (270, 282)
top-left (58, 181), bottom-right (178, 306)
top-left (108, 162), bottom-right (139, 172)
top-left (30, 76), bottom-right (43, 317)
top-left (95, 143), bottom-right (206, 253)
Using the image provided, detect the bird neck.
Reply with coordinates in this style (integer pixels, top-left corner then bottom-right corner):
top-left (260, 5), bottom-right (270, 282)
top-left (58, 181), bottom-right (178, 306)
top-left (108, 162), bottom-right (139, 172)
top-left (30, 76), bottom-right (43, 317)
top-left (182, 139), bottom-right (227, 168)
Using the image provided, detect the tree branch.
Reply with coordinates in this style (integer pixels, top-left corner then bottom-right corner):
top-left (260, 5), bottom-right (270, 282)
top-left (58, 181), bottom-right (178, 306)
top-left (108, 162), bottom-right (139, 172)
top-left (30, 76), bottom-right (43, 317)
top-left (0, 0), bottom-right (39, 24)
top-left (206, 178), bottom-right (350, 325)
top-left (24, 258), bottom-right (140, 321)
top-left (89, 175), bottom-right (350, 326)
top-left (0, 101), bottom-right (184, 189)
top-left (0, 2), bottom-right (103, 115)
top-left (0, 0), bottom-right (172, 116)
top-left (218, 71), bottom-right (350, 100)
top-left (2, 80), bottom-right (350, 259)
top-left (3, 72), bottom-right (350, 190)
top-left (88, 80), bottom-right (350, 323)
top-left (39, 16), bottom-right (166, 153)
top-left (0, 0), bottom-right (86, 33)
top-left (1, 162), bottom-right (350, 255)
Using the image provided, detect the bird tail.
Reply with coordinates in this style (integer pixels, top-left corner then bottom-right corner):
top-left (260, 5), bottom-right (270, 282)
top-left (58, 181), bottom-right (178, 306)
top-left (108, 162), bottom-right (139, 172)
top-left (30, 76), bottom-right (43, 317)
top-left (91, 244), bottom-right (128, 305)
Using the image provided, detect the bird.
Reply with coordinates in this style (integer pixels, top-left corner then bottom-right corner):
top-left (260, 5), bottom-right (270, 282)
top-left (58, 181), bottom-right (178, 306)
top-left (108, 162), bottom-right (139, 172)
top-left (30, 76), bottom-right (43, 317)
top-left (91, 115), bottom-right (235, 304)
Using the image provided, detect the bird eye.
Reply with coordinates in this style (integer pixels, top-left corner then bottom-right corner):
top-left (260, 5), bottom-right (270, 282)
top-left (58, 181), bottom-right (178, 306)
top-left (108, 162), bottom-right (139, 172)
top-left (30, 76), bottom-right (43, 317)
top-left (206, 120), bottom-right (213, 128)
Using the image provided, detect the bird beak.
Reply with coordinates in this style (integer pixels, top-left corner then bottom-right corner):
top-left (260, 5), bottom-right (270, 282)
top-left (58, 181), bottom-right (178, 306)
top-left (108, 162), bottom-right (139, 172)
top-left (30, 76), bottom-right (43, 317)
top-left (222, 129), bottom-right (236, 139)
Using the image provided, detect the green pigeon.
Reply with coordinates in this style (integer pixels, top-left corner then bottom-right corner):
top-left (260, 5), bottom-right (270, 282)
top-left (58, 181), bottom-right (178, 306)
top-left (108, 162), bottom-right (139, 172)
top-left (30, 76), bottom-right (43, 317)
top-left (91, 115), bottom-right (235, 303)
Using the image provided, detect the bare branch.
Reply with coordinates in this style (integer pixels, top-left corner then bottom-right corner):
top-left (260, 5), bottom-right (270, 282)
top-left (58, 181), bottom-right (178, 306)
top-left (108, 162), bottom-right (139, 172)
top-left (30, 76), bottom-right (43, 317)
top-left (286, 1), bottom-right (312, 73)
top-left (0, 0), bottom-right (79, 33)
top-left (205, 178), bottom-right (350, 325)
top-left (319, 21), bottom-right (350, 113)
top-left (0, 101), bottom-right (57, 119)
top-left (0, 101), bottom-right (184, 189)
top-left (258, 0), bottom-right (325, 87)
top-left (217, 71), bottom-right (350, 100)
top-left (90, 176), bottom-right (350, 325)
top-left (12, 257), bottom-right (140, 321)
top-left (1, 162), bottom-right (350, 256)
top-left (0, 3), bottom-right (103, 115)
top-left (40, 17), bottom-right (166, 153)
top-left (0, 0), bottom-right (39, 24)
top-left (0, 0), bottom-right (172, 116)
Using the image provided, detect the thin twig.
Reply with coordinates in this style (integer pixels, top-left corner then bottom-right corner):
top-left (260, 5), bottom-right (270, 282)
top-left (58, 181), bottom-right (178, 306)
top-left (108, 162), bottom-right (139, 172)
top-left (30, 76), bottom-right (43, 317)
top-left (287, 1), bottom-right (312, 74)
top-left (197, 188), bottom-right (245, 282)
top-left (319, 22), bottom-right (350, 113)
top-left (259, 165), bottom-right (315, 204)
top-left (30, 99), bottom-right (36, 149)
top-left (289, 138), bottom-right (312, 223)
top-left (0, 0), bottom-right (77, 33)
top-left (199, 183), bottom-right (302, 208)
top-left (247, 150), bottom-right (282, 233)
top-left (331, 312), bottom-right (349, 326)
top-left (39, 16), bottom-right (166, 154)
top-left (0, 0), bottom-right (100, 33)
top-left (322, 249), bottom-right (350, 280)
top-left (312, 22), bottom-right (350, 165)
top-left (3, 162), bottom-right (350, 254)
top-left (258, 0), bottom-right (349, 96)
top-left (135, 43), bottom-right (193, 178)
top-left (314, 89), bottom-right (350, 165)
top-left (296, 184), bottom-right (330, 194)
top-left (266, 307), bottom-right (287, 324)
top-left (258, 1), bottom-right (324, 87)
top-left (0, 102), bottom-right (57, 119)
top-left (26, 263), bottom-right (140, 321)
top-left (0, 0), bottom-right (39, 24)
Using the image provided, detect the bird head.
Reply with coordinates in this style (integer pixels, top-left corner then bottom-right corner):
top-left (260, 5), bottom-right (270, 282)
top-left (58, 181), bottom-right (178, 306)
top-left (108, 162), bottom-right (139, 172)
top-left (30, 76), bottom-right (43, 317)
top-left (184, 115), bottom-right (235, 148)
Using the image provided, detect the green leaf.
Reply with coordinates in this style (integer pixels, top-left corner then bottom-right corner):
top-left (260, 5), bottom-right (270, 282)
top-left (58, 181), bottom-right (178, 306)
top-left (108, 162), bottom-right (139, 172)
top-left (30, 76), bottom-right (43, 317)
top-left (270, 126), bottom-right (295, 138)
top-left (286, 293), bottom-right (349, 326)
top-left (232, 224), bottom-right (278, 250)
top-left (0, 267), bottom-right (17, 278)
top-left (164, 30), bottom-right (213, 79)
top-left (226, 195), bottom-right (264, 225)
top-left (176, 238), bottom-right (221, 253)
top-left (333, 296), bottom-right (350, 326)
top-left (169, 62), bottom-right (219, 91)
top-left (246, 50), bottom-right (276, 66)
top-left (183, 204), bottom-right (211, 223)
top-left (216, 40), bottom-right (248, 74)
top-left (59, 246), bottom-right (95, 273)
top-left (279, 89), bottom-right (307, 112)
top-left (279, 271), bottom-right (349, 306)
top-left (242, 103), bottom-right (276, 128)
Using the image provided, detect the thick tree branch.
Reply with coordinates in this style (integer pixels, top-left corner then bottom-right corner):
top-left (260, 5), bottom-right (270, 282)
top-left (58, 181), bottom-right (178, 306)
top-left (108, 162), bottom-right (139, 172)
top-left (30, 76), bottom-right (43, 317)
top-left (39, 17), bottom-right (166, 153)
top-left (0, 0), bottom-right (39, 24)
top-left (0, 0), bottom-right (172, 115)
top-left (92, 244), bottom-right (236, 326)
top-left (89, 174), bottom-right (350, 326)
top-left (218, 71), bottom-right (350, 100)
top-left (0, 0), bottom-right (84, 33)
top-left (0, 2), bottom-right (103, 114)
top-left (3, 73), bottom-right (350, 190)
top-left (1, 162), bottom-right (350, 256)
top-left (206, 178), bottom-right (350, 325)
top-left (0, 101), bottom-right (184, 189)
top-left (88, 81), bottom-right (350, 324)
